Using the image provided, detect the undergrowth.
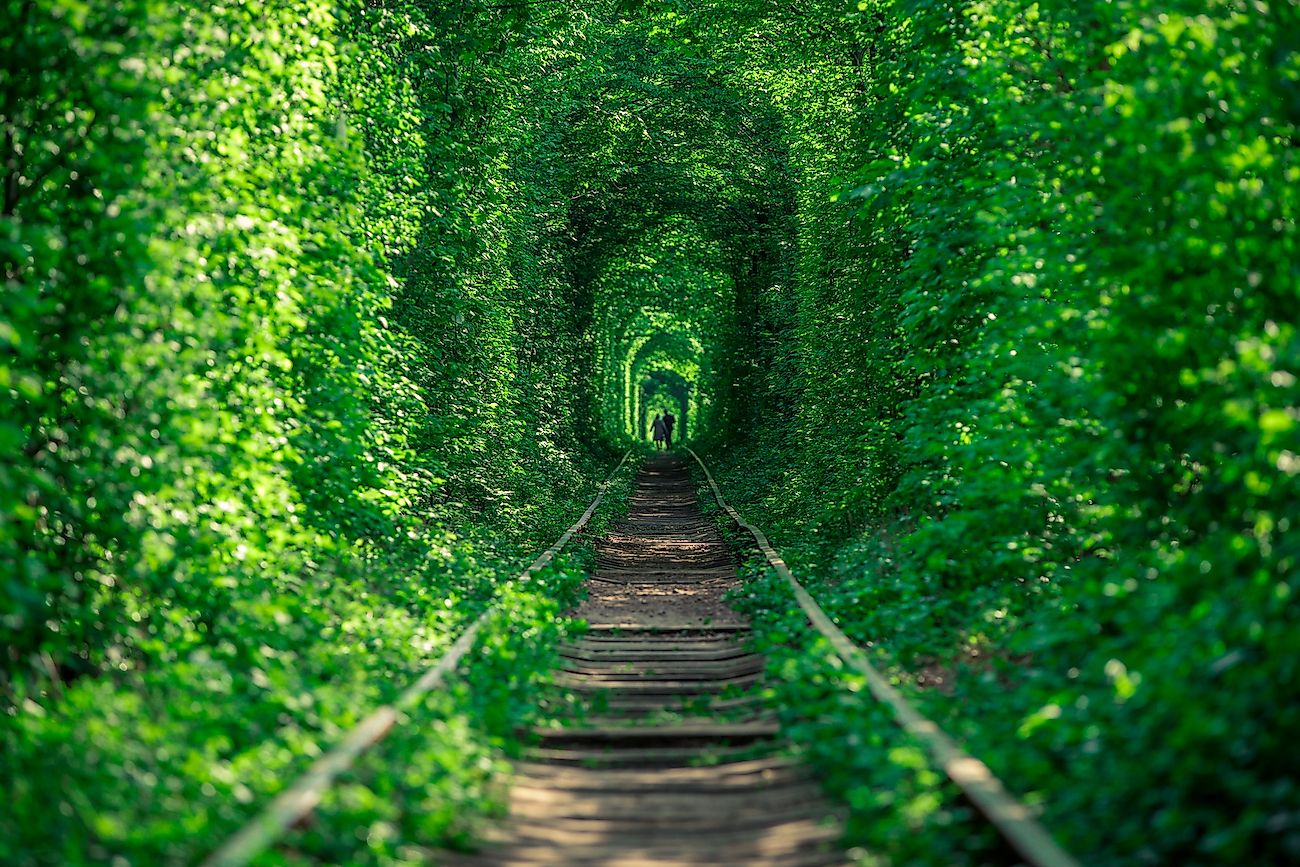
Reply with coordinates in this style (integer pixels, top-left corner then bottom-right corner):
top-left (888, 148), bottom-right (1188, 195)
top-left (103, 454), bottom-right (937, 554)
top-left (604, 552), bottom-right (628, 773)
top-left (270, 454), bottom-right (638, 865)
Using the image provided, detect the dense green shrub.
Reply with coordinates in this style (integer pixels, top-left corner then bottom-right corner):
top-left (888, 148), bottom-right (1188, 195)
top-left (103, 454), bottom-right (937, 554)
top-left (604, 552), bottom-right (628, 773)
top-left (1, 2), bottom-right (619, 862)
top-left (706, 0), bottom-right (1299, 863)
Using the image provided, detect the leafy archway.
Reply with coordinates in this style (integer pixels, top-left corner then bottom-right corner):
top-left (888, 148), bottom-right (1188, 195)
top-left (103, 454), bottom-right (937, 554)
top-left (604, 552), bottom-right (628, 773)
top-left (639, 367), bottom-right (691, 442)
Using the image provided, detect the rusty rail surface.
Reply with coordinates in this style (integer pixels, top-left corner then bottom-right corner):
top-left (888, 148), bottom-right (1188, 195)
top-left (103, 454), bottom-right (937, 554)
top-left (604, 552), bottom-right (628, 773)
top-left (203, 449), bottom-right (634, 867)
top-left (687, 447), bottom-right (1079, 867)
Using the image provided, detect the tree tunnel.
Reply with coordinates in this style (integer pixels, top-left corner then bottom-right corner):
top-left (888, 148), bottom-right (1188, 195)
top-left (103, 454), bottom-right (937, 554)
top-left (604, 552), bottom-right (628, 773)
top-left (527, 31), bottom-right (795, 449)
top-left (586, 215), bottom-right (734, 444)
top-left (630, 332), bottom-right (701, 438)
top-left (12, 2), bottom-right (1291, 863)
top-left (639, 368), bottom-right (691, 442)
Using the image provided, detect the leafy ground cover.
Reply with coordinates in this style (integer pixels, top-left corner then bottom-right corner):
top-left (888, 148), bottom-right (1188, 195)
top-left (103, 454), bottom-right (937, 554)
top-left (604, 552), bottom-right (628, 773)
top-left (273, 460), bottom-right (635, 866)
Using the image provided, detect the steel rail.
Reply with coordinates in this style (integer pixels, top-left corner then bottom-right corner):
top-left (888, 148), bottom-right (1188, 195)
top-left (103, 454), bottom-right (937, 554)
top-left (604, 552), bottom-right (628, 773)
top-left (686, 447), bottom-right (1079, 867)
top-left (202, 449), bottom-right (634, 867)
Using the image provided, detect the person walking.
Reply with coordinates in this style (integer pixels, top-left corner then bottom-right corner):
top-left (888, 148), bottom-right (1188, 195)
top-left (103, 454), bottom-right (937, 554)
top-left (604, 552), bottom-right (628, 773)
top-left (651, 413), bottom-right (667, 450)
top-left (662, 410), bottom-right (676, 449)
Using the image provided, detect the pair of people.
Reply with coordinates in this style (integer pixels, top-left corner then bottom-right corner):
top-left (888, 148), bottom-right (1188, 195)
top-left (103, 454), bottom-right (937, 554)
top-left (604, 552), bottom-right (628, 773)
top-left (651, 411), bottom-right (676, 450)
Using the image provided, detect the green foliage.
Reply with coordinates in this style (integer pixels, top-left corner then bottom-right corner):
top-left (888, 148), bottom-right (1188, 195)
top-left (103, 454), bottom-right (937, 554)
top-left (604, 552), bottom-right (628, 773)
top-left (4, 0), bottom-right (1296, 863)
top-left (705, 0), bottom-right (1300, 863)
top-left (729, 562), bottom-right (1005, 867)
top-left (275, 552), bottom-right (593, 865)
top-left (1, 1), bottom-right (620, 863)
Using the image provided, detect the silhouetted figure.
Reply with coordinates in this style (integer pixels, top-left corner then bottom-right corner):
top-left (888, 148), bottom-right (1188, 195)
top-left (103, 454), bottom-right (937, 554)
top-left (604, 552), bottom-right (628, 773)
top-left (663, 411), bottom-right (676, 449)
top-left (651, 413), bottom-right (666, 450)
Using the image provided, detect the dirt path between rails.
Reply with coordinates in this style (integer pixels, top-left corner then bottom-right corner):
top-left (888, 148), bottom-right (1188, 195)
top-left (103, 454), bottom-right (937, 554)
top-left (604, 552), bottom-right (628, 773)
top-left (572, 456), bottom-right (748, 630)
top-left (443, 454), bottom-right (850, 867)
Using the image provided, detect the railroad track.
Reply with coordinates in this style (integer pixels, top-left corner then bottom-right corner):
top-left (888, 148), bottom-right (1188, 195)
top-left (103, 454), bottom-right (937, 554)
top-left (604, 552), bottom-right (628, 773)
top-left (206, 451), bottom-right (1077, 867)
top-left (443, 455), bottom-right (846, 865)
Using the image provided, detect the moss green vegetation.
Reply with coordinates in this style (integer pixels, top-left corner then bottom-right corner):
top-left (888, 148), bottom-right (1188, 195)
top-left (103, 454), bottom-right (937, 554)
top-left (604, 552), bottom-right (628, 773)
top-left (2, 0), bottom-right (1296, 864)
